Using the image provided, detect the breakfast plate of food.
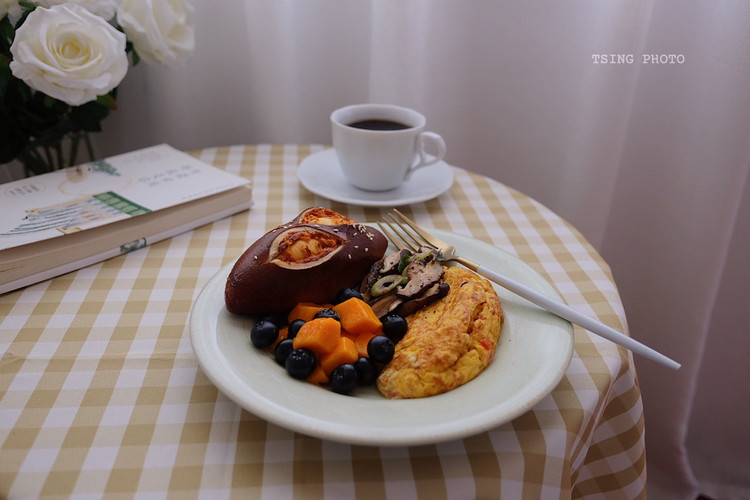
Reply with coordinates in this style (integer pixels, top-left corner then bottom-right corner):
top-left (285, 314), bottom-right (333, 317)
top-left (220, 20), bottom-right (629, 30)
top-left (190, 208), bottom-right (573, 446)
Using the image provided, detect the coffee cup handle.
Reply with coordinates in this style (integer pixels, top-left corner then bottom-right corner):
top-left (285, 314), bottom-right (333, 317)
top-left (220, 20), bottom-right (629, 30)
top-left (405, 132), bottom-right (446, 180)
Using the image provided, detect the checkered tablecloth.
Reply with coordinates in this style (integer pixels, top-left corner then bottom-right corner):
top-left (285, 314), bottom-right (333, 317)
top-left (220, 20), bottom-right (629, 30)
top-left (0, 145), bottom-right (645, 499)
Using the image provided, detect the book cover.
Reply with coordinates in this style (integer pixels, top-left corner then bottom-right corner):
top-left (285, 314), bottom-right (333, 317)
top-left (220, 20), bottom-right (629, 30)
top-left (1, 144), bottom-right (252, 294)
top-left (1, 144), bottom-right (249, 250)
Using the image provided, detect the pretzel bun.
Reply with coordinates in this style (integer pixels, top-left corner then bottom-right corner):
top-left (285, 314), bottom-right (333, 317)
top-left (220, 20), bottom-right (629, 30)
top-left (225, 207), bottom-right (388, 315)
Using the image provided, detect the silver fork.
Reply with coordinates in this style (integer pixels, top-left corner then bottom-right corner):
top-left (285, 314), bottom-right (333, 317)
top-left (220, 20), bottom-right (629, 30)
top-left (378, 209), bottom-right (681, 370)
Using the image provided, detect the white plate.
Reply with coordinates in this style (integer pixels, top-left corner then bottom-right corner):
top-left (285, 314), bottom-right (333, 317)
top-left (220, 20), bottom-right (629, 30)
top-left (297, 149), bottom-right (454, 207)
top-left (190, 229), bottom-right (573, 446)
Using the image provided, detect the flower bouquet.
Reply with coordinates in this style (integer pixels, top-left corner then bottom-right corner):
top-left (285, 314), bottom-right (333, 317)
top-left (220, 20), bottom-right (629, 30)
top-left (0, 0), bottom-right (194, 176)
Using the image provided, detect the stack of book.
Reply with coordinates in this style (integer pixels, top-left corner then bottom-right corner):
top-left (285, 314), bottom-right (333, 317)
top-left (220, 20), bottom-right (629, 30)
top-left (1, 144), bottom-right (253, 294)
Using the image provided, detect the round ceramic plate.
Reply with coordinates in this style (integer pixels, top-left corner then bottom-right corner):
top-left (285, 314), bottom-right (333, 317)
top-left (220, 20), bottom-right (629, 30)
top-left (189, 229), bottom-right (574, 446)
top-left (297, 149), bottom-right (454, 207)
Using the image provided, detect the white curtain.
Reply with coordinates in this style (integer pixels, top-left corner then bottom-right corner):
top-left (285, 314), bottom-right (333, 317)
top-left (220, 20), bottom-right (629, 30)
top-left (92, 1), bottom-right (750, 498)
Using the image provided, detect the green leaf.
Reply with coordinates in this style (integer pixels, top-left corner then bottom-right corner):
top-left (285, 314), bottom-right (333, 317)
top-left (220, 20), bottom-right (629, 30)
top-left (0, 15), bottom-right (14, 43)
top-left (96, 93), bottom-right (118, 111)
top-left (125, 41), bottom-right (141, 66)
top-left (71, 100), bottom-right (110, 132)
top-left (42, 94), bottom-right (54, 107)
top-left (0, 19), bottom-right (14, 57)
top-left (0, 55), bottom-right (11, 96)
top-left (18, 0), bottom-right (36, 11)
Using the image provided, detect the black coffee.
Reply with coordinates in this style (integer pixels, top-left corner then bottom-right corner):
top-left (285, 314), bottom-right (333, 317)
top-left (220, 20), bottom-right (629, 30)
top-left (347, 119), bottom-right (410, 131)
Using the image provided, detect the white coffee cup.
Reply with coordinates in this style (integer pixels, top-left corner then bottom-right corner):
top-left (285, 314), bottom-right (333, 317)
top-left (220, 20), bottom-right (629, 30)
top-left (330, 104), bottom-right (447, 191)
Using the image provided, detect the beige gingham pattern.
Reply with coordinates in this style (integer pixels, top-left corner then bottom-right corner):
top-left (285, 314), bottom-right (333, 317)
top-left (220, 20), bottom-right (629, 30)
top-left (0, 144), bottom-right (645, 499)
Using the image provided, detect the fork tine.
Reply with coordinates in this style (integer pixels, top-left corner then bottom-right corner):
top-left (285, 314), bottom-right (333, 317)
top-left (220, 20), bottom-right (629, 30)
top-left (386, 213), bottom-right (433, 250)
top-left (391, 209), bottom-right (443, 249)
top-left (383, 214), bottom-right (433, 253)
top-left (379, 219), bottom-right (423, 253)
top-left (376, 221), bottom-right (410, 252)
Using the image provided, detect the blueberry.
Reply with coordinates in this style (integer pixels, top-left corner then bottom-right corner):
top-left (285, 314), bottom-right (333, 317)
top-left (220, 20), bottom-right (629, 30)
top-left (333, 288), bottom-right (364, 304)
top-left (250, 319), bottom-right (279, 348)
top-left (274, 338), bottom-right (295, 366)
top-left (367, 335), bottom-right (395, 364)
top-left (285, 348), bottom-right (317, 379)
top-left (287, 319), bottom-right (306, 339)
top-left (353, 357), bottom-right (378, 386)
top-left (313, 308), bottom-right (340, 321)
top-left (258, 314), bottom-right (284, 326)
top-left (329, 364), bottom-right (357, 394)
top-left (381, 314), bottom-right (408, 343)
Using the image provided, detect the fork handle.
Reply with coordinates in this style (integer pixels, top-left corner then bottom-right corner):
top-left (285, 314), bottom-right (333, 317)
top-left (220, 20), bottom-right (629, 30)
top-left (462, 259), bottom-right (680, 370)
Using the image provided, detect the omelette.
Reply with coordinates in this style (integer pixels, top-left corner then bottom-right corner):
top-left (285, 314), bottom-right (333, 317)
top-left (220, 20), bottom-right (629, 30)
top-left (377, 266), bottom-right (504, 399)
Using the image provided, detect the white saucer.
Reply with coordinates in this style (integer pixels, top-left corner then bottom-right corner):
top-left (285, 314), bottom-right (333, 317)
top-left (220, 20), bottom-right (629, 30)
top-left (297, 149), bottom-right (454, 207)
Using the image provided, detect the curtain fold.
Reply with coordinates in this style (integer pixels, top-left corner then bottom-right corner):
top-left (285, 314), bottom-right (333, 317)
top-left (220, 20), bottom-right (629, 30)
top-left (91, 1), bottom-right (750, 497)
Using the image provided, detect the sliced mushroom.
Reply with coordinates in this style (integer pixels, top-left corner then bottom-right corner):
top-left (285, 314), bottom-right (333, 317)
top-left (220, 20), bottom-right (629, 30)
top-left (394, 282), bottom-right (449, 317)
top-left (358, 247), bottom-right (450, 319)
top-left (380, 249), bottom-right (411, 275)
top-left (370, 294), bottom-right (404, 318)
top-left (396, 259), bottom-right (444, 298)
top-left (359, 260), bottom-right (384, 300)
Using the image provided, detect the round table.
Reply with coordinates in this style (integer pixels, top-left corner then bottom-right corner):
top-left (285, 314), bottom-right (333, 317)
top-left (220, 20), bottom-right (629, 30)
top-left (0, 144), bottom-right (645, 498)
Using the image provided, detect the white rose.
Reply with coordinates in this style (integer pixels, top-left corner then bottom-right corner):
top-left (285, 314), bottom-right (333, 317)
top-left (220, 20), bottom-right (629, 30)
top-left (1, 0), bottom-right (23, 24)
top-left (117, 0), bottom-right (195, 67)
top-left (33, 0), bottom-right (119, 20)
top-left (9, 4), bottom-right (128, 106)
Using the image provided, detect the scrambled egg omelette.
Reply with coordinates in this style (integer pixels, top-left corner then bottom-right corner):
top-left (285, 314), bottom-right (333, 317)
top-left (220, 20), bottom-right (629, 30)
top-left (377, 266), bottom-right (504, 399)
